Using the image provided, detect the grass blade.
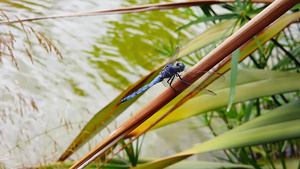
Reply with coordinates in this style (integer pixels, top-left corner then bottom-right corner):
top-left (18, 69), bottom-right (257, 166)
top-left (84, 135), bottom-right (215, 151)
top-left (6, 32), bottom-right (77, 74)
top-left (227, 48), bottom-right (240, 111)
top-left (133, 100), bottom-right (300, 169)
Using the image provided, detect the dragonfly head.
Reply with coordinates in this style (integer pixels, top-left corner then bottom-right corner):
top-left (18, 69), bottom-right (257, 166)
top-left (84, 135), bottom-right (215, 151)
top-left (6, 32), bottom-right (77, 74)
top-left (176, 62), bottom-right (185, 72)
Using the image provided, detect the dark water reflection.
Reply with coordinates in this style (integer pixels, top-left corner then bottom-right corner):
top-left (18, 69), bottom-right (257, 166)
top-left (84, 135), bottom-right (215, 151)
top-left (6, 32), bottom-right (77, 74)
top-left (0, 0), bottom-right (197, 167)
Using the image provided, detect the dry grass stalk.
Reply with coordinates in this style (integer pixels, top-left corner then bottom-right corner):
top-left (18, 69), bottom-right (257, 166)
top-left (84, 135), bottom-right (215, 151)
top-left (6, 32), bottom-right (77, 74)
top-left (0, 9), bottom-right (10, 22)
top-left (30, 27), bottom-right (48, 52)
top-left (0, 10), bottom-right (63, 69)
top-left (38, 32), bottom-right (63, 59)
top-left (38, 32), bottom-right (52, 52)
top-left (24, 45), bottom-right (34, 64)
top-left (0, 35), bottom-right (19, 69)
top-left (8, 31), bottom-right (15, 48)
top-left (17, 16), bottom-right (32, 48)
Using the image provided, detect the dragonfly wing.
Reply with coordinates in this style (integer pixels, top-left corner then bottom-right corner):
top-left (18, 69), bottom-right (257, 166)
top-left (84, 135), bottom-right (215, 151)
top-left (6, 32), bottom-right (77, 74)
top-left (166, 46), bottom-right (180, 65)
top-left (162, 71), bottom-right (224, 95)
top-left (162, 78), bottom-right (169, 87)
top-left (177, 79), bottom-right (217, 95)
top-left (196, 71), bottom-right (225, 84)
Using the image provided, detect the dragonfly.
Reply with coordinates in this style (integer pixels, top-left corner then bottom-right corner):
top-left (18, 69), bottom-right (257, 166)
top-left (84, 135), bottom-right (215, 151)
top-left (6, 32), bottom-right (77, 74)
top-left (119, 46), bottom-right (219, 103)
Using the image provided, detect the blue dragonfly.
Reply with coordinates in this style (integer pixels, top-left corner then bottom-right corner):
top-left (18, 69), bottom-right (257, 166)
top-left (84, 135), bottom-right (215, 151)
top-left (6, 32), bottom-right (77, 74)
top-left (120, 46), bottom-right (218, 103)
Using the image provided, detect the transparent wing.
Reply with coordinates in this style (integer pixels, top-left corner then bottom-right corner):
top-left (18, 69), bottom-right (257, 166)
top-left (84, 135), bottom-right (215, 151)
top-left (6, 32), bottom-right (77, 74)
top-left (166, 46), bottom-right (180, 66)
top-left (162, 71), bottom-right (224, 95)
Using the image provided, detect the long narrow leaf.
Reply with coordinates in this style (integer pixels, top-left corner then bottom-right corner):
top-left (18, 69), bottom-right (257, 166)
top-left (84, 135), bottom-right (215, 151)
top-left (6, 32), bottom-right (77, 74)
top-left (132, 100), bottom-right (300, 169)
top-left (227, 48), bottom-right (240, 111)
top-left (176, 14), bottom-right (238, 31)
top-left (166, 161), bottom-right (253, 169)
top-left (128, 69), bottom-right (300, 136)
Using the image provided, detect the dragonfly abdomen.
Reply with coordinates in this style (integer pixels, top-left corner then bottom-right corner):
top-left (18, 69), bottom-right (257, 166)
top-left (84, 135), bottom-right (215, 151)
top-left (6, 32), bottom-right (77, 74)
top-left (119, 75), bottom-right (163, 103)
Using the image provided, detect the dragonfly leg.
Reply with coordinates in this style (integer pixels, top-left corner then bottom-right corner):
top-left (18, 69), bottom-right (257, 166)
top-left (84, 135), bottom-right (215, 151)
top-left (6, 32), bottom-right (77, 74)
top-left (167, 76), bottom-right (177, 94)
top-left (166, 76), bottom-right (172, 84)
top-left (176, 73), bottom-right (190, 84)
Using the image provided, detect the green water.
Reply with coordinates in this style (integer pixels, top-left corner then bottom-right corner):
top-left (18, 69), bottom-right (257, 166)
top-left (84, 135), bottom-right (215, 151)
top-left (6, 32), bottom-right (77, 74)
top-left (0, 0), bottom-right (204, 167)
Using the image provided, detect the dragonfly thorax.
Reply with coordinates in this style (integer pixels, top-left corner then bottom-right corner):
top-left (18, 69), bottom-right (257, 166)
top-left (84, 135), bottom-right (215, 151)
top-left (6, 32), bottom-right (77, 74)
top-left (160, 62), bottom-right (185, 79)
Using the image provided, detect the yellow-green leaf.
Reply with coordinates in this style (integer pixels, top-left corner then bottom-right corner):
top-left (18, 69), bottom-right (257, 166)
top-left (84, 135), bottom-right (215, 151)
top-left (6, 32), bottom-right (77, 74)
top-left (129, 69), bottom-right (300, 136)
top-left (133, 100), bottom-right (300, 169)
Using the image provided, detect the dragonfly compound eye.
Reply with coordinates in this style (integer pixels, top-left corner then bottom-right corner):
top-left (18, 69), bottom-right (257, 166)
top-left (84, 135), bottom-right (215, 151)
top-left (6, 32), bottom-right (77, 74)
top-left (176, 62), bottom-right (185, 72)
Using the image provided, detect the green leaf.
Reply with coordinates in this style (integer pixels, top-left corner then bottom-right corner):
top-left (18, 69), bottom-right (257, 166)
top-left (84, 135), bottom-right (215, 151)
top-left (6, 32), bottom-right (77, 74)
top-left (261, 158), bottom-right (300, 169)
top-left (133, 100), bottom-right (300, 169)
top-left (183, 100), bottom-right (300, 153)
top-left (227, 48), bottom-right (240, 111)
top-left (132, 154), bottom-right (193, 169)
top-left (166, 160), bottom-right (253, 169)
top-left (129, 69), bottom-right (300, 136)
top-left (176, 14), bottom-right (238, 31)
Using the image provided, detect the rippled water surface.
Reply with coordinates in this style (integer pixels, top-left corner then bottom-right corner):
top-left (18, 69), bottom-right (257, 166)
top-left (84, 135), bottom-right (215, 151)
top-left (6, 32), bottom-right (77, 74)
top-left (0, 0), bottom-right (208, 167)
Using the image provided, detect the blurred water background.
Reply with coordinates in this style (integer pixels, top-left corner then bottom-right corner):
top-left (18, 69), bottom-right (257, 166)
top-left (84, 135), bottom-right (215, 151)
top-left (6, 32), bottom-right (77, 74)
top-left (0, 0), bottom-right (217, 167)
